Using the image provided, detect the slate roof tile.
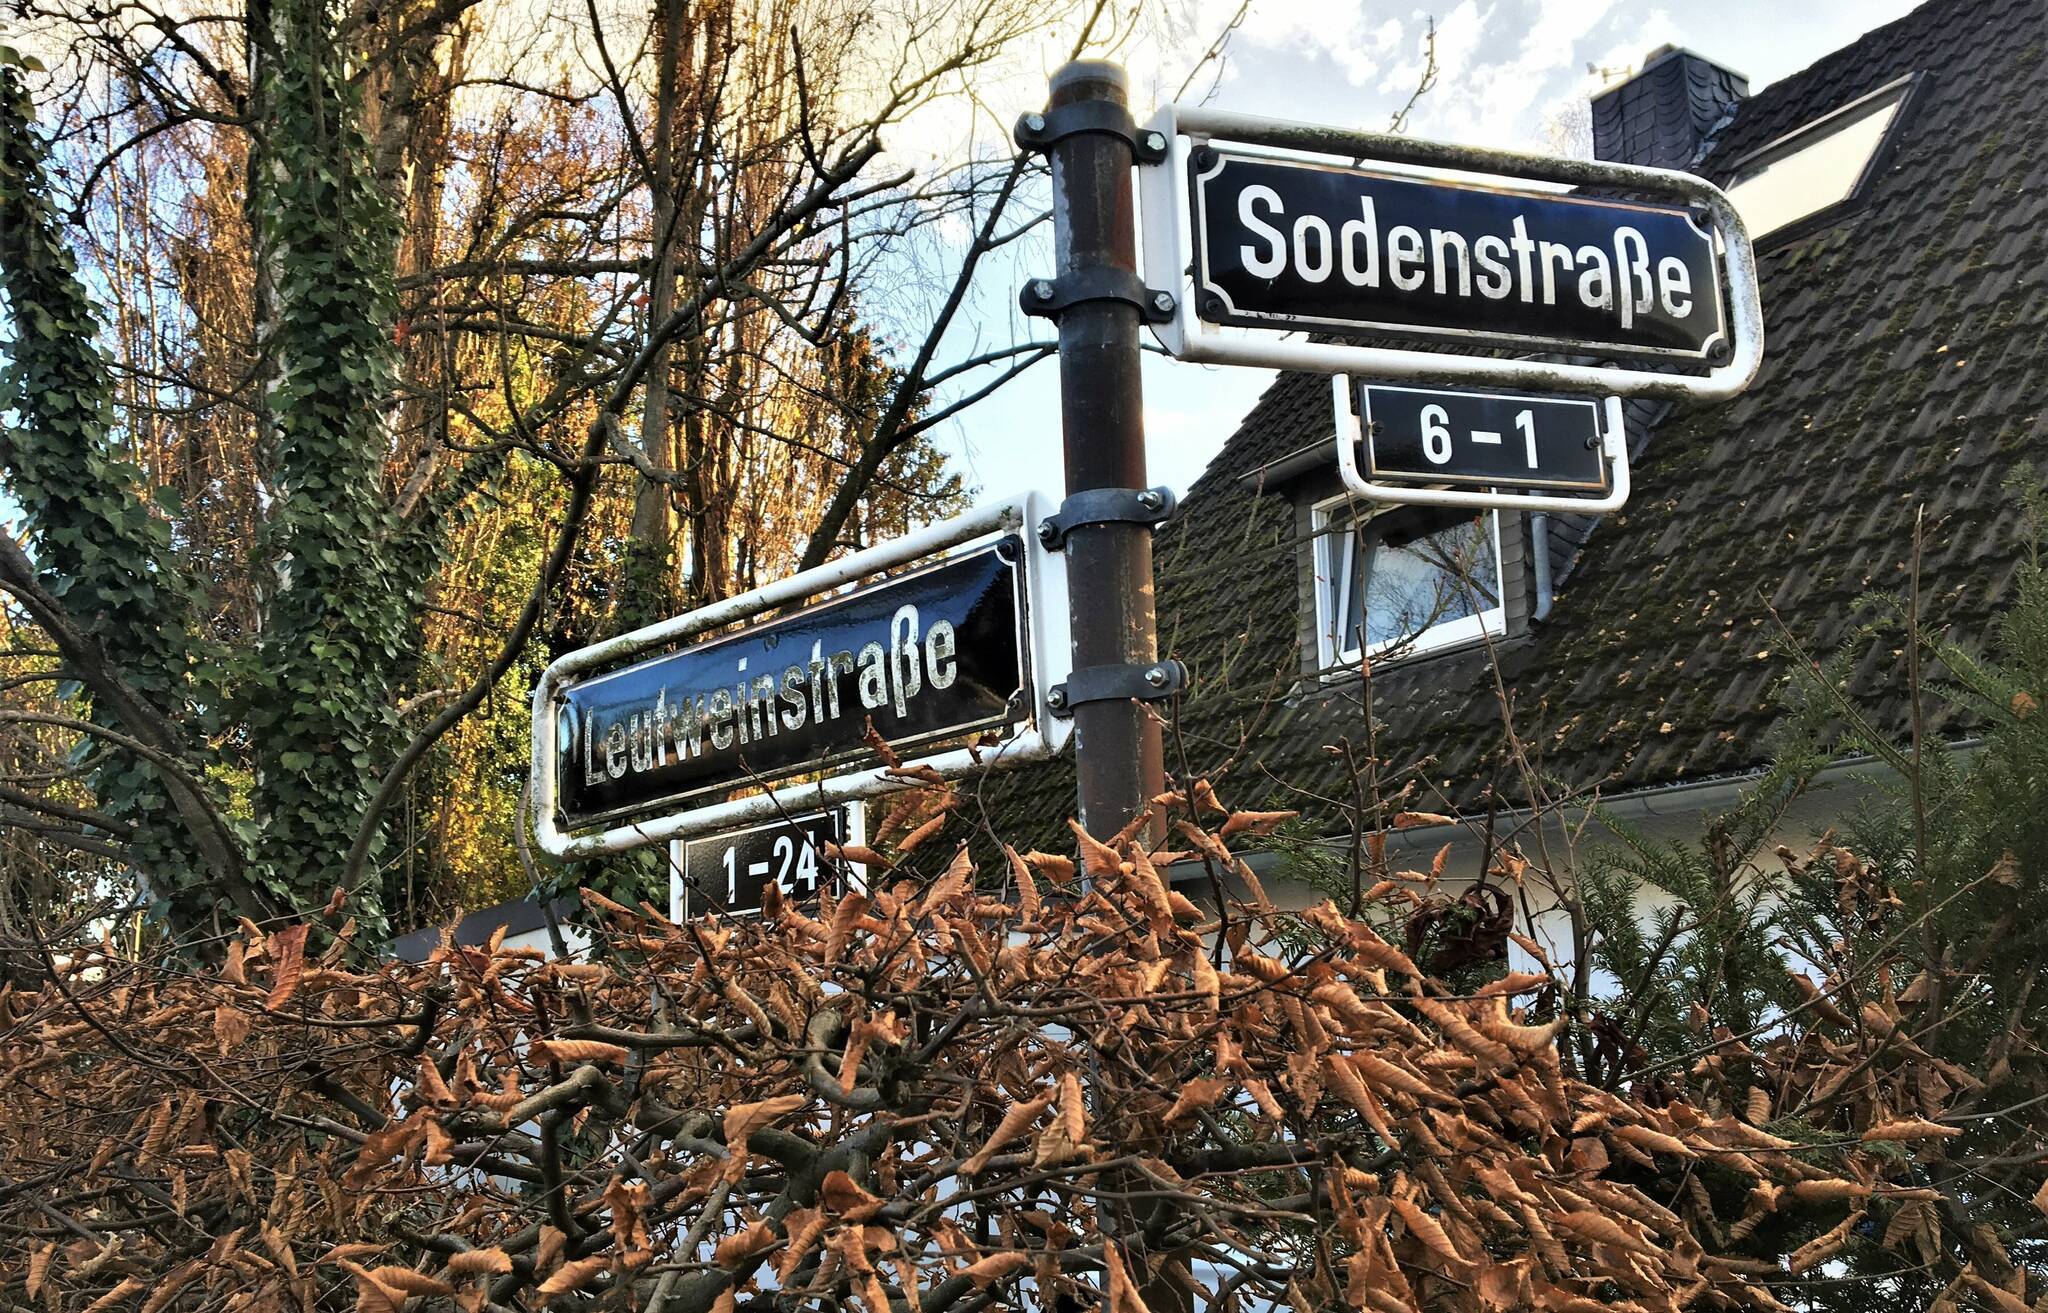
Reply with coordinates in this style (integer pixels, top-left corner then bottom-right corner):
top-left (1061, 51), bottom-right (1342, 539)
top-left (984, 0), bottom-right (2047, 843)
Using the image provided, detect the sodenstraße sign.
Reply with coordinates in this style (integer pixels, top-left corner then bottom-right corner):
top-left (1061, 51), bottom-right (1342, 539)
top-left (1190, 149), bottom-right (1727, 360)
top-left (556, 541), bottom-right (1026, 829)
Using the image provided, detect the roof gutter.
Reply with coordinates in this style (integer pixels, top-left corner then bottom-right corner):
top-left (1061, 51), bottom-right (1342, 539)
top-left (1223, 739), bottom-right (1984, 877)
top-left (1237, 439), bottom-right (1337, 491)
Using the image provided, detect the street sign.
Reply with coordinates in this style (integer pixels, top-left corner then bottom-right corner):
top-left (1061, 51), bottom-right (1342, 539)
top-left (1135, 105), bottom-right (1763, 403)
top-left (532, 495), bottom-right (1073, 862)
top-left (672, 808), bottom-right (856, 920)
top-left (1358, 384), bottom-right (1609, 493)
top-left (555, 539), bottom-right (1028, 833)
top-left (1190, 149), bottom-right (1725, 360)
top-left (1333, 377), bottom-right (1630, 514)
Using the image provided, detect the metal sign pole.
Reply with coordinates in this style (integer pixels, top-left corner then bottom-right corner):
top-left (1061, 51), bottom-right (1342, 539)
top-left (1021, 62), bottom-right (1187, 1313)
top-left (1032, 60), bottom-right (1167, 839)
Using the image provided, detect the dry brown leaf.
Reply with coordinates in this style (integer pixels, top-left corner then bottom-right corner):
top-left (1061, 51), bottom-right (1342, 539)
top-left (1218, 809), bottom-right (1297, 837)
top-left (961, 1091), bottom-right (1053, 1175)
top-left (536, 1256), bottom-right (610, 1297)
top-left (1961, 1270), bottom-right (2031, 1313)
top-left (1022, 850), bottom-right (1077, 884)
top-left (1101, 1240), bottom-right (1152, 1313)
top-left (1002, 845), bottom-right (1041, 922)
top-left (213, 1003), bottom-right (250, 1055)
top-left (137, 1262), bottom-right (201, 1313)
top-left (919, 846), bottom-right (975, 917)
top-left (1554, 1209), bottom-right (1655, 1256)
top-left (963, 1251), bottom-right (1032, 1288)
top-left (1391, 811), bottom-right (1453, 830)
top-left (1162, 1077), bottom-right (1230, 1123)
top-left (266, 924), bottom-right (309, 1012)
top-left (1068, 821), bottom-right (1123, 876)
top-left (25, 1242), bottom-right (54, 1299)
top-left (1861, 1117), bottom-right (1961, 1142)
top-left (1389, 1195), bottom-right (1465, 1268)
top-left (821, 1169), bottom-right (885, 1220)
top-left (897, 811), bottom-right (949, 855)
top-left (823, 842), bottom-right (894, 870)
top-left (1788, 1210), bottom-right (1865, 1274)
top-left (444, 1249), bottom-right (513, 1277)
top-left (724, 1095), bottom-right (807, 1165)
top-left (81, 1277), bottom-right (147, 1313)
top-left (370, 1268), bottom-right (455, 1299)
top-left (825, 891), bottom-right (871, 964)
top-left (527, 1038), bottom-right (630, 1066)
top-left (712, 1221), bottom-right (779, 1268)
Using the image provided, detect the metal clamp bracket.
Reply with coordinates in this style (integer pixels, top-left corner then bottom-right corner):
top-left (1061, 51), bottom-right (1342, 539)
top-left (1047, 659), bottom-right (1189, 717)
top-left (1035, 485), bottom-right (1175, 551)
top-left (1014, 102), bottom-right (1170, 163)
top-left (1020, 267), bottom-right (1176, 323)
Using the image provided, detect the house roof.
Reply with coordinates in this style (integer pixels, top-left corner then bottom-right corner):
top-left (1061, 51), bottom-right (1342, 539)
top-left (984, 0), bottom-right (2048, 838)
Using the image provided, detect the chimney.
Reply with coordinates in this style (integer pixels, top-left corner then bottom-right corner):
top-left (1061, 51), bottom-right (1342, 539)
top-left (1591, 46), bottom-right (1748, 171)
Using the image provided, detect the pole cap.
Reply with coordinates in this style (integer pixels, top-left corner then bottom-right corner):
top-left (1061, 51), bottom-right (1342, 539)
top-left (1051, 59), bottom-right (1128, 101)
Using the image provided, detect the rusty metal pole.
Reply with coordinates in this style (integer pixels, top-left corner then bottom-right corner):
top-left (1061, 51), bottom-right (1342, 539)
top-left (1023, 59), bottom-right (1188, 1313)
top-left (1042, 60), bottom-right (1165, 839)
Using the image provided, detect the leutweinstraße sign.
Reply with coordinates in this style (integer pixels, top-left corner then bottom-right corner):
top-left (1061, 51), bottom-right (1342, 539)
top-left (556, 541), bottom-right (1026, 829)
top-left (1190, 149), bottom-right (1728, 360)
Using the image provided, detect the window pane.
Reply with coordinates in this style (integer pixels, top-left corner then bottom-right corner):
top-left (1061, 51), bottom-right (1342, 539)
top-left (1725, 85), bottom-right (1905, 238)
top-left (1343, 508), bottom-right (1499, 652)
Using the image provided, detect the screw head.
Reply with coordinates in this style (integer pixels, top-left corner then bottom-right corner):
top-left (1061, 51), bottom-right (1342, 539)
top-left (1024, 112), bottom-right (1046, 133)
top-left (1037, 518), bottom-right (1058, 545)
top-left (1144, 665), bottom-right (1170, 688)
top-left (1143, 131), bottom-right (1166, 153)
top-left (1708, 339), bottom-right (1732, 364)
top-left (1137, 489), bottom-right (1165, 512)
top-left (1047, 687), bottom-right (1068, 709)
top-left (1150, 290), bottom-right (1175, 314)
top-left (1032, 279), bottom-right (1056, 301)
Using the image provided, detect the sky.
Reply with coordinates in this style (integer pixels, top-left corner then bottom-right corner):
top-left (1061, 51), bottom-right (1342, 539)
top-left (917, 0), bottom-right (1929, 502)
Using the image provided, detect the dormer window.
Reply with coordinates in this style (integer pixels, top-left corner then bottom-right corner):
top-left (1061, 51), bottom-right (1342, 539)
top-left (1313, 498), bottom-right (1504, 669)
top-left (1723, 74), bottom-right (1915, 241)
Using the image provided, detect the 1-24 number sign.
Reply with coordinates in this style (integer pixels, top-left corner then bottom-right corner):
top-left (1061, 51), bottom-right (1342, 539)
top-left (1357, 383), bottom-right (1609, 493)
top-left (674, 809), bottom-right (852, 919)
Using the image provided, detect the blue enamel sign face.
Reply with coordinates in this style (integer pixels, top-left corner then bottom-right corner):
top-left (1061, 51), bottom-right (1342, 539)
top-left (555, 541), bottom-right (1026, 829)
top-left (1190, 149), bottom-right (1727, 359)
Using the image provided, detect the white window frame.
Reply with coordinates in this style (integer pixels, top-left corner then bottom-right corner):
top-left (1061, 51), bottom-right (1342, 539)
top-left (1722, 73), bottom-right (1916, 242)
top-left (1311, 494), bottom-right (1505, 672)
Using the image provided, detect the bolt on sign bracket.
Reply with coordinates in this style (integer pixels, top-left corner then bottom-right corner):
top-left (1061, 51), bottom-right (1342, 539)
top-left (1048, 660), bottom-right (1189, 717)
top-left (1013, 102), bottom-right (1170, 163)
top-left (1035, 486), bottom-right (1176, 551)
top-left (1019, 267), bottom-right (1177, 324)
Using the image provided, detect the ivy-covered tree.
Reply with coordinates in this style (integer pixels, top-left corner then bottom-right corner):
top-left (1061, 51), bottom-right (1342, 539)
top-left (0, 0), bottom-right (1080, 938)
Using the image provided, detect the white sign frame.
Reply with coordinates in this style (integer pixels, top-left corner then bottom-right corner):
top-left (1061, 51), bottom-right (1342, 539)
top-left (530, 492), bottom-right (1072, 861)
top-left (1333, 376), bottom-right (1632, 513)
top-left (1136, 104), bottom-right (1765, 404)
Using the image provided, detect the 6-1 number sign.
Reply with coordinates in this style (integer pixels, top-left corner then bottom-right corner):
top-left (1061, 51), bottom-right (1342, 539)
top-left (1358, 384), bottom-right (1609, 493)
top-left (674, 809), bottom-right (854, 919)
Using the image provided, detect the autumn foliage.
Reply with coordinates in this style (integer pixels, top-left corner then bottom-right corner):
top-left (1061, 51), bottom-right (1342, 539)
top-left (0, 780), bottom-right (2034, 1313)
